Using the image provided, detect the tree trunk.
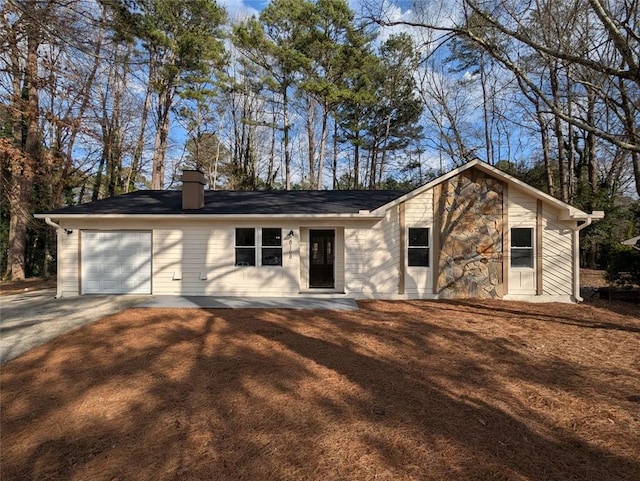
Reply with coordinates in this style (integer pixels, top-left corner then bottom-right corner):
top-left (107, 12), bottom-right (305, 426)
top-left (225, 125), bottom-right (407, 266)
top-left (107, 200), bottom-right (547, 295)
top-left (633, 154), bottom-right (640, 198)
top-left (619, 78), bottom-right (640, 196)
top-left (317, 102), bottom-right (329, 190)
top-left (107, 66), bottom-right (126, 197)
top-left (332, 119), bottom-right (338, 189)
top-left (213, 140), bottom-right (221, 190)
top-left (368, 144), bottom-right (377, 189)
top-left (92, 150), bottom-right (106, 201)
top-left (586, 86), bottom-right (598, 201)
top-left (565, 69), bottom-right (575, 203)
top-left (127, 64), bottom-right (152, 192)
top-left (7, 22), bottom-right (40, 280)
top-left (306, 96), bottom-right (316, 186)
top-left (267, 103), bottom-right (277, 188)
top-left (480, 54), bottom-right (493, 164)
top-left (550, 66), bottom-right (569, 202)
top-left (151, 88), bottom-right (173, 189)
top-left (353, 133), bottom-right (360, 189)
top-left (378, 115), bottom-right (393, 186)
top-left (283, 87), bottom-right (291, 190)
top-left (535, 104), bottom-right (555, 196)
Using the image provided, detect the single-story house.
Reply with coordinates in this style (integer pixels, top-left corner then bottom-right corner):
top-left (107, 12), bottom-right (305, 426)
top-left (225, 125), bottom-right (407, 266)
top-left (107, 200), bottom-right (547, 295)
top-left (36, 159), bottom-right (604, 302)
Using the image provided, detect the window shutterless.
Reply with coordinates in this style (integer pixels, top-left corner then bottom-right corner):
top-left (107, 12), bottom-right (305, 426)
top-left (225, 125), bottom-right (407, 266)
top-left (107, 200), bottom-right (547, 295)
top-left (235, 228), bottom-right (255, 266)
top-left (510, 227), bottom-right (533, 268)
top-left (261, 228), bottom-right (282, 266)
top-left (408, 228), bottom-right (430, 267)
top-left (235, 228), bottom-right (283, 267)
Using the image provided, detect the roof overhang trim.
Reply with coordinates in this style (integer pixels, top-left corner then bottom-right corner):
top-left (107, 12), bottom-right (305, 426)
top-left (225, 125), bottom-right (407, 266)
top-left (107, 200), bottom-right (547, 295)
top-left (34, 213), bottom-right (385, 220)
top-left (561, 210), bottom-right (605, 221)
top-left (372, 159), bottom-right (604, 222)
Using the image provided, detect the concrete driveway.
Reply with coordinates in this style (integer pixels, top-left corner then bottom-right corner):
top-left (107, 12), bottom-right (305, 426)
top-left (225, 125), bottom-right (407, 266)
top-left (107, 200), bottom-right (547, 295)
top-left (0, 291), bottom-right (358, 365)
top-left (0, 290), bottom-right (146, 365)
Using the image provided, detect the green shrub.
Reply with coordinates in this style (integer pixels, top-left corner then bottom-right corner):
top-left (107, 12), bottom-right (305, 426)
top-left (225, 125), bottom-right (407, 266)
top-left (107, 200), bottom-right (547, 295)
top-left (606, 245), bottom-right (640, 286)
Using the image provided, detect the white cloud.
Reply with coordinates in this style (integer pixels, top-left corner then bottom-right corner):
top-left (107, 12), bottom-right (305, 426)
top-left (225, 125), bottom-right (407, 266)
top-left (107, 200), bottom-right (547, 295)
top-left (217, 0), bottom-right (262, 19)
top-left (350, 0), bottom-right (465, 52)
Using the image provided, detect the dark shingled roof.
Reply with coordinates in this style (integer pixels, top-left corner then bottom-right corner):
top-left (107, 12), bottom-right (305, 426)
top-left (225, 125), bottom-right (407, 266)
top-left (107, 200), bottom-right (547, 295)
top-left (41, 189), bottom-right (409, 216)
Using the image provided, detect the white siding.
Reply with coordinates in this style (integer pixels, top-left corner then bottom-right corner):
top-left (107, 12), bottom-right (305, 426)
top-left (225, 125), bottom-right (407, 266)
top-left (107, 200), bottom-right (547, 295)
top-left (58, 219), bottom-right (301, 296)
top-left (508, 187), bottom-right (537, 225)
top-left (404, 190), bottom-right (434, 295)
top-left (299, 227), bottom-right (309, 290)
top-left (508, 187), bottom-right (537, 294)
top-left (59, 224), bottom-right (79, 297)
top-left (335, 227), bottom-right (345, 292)
top-left (344, 227), bottom-right (367, 293)
top-left (152, 223), bottom-right (300, 296)
top-left (507, 187), bottom-right (575, 298)
top-left (365, 206), bottom-right (400, 295)
top-left (405, 192), bottom-right (434, 225)
top-left (542, 206), bottom-right (573, 296)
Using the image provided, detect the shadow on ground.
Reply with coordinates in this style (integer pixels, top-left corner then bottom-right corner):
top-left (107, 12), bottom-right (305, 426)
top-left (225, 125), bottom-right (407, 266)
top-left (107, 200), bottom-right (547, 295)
top-left (1, 300), bottom-right (639, 480)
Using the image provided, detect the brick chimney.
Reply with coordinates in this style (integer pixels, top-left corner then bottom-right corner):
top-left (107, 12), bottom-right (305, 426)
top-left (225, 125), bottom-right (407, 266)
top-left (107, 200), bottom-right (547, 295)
top-left (182, 170), bottom-right (206, 210)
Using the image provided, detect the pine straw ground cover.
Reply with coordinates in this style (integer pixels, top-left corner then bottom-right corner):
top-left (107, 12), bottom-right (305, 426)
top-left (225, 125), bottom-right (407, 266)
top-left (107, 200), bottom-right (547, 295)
top-left (1, 301), bottom-right (639, 481)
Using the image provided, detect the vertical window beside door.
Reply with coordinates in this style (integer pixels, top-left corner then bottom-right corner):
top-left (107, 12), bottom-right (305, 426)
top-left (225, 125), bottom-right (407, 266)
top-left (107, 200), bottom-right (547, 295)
top-left (511, 228), bottom-right (533, 268)
top-left (408, 228), bottom-right (430, 267)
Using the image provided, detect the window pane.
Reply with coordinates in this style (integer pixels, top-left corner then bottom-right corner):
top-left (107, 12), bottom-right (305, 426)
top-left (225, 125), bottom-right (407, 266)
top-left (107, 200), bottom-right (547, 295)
top-left (409, 228), bottom-right (429, 247)
top-left (408, 248), bottom-right (429, 266)
top-left (511, 228), bottom-right (532, 248)
top-left (511, 248), bottom-right (533, 268)
top-left (262, 247), bottom-right (282, 266)
top-left (312, 237), bottom-right (326, 265)
top-left (235, 248), bottom-right (255, 266)
top-left (236, 228), bottom-right (255, 247)
top-left (262, 228), bottom-right (282, 246)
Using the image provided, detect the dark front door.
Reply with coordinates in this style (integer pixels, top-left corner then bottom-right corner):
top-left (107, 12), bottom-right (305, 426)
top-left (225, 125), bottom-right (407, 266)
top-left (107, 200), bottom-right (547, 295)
top-left (309, 229), bottom-right (335, 288)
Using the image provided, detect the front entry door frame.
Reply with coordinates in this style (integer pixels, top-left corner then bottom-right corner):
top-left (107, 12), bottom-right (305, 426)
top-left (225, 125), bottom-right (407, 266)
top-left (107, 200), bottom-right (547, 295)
top-left (308, 229), bottom-right (335, 288)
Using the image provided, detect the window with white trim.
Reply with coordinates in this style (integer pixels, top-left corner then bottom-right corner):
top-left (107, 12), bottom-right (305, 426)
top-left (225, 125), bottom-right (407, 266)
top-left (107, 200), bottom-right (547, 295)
top-left (235, 228), bottom-right (255, 266)
top-left (511, 228), bottom-right (533, 268)
top-left (261, 228), bottom-right (282, 266)
top-left (408, 228), bottom-right (430, 267)
top-left (235, 228), bottom-right (283, 267)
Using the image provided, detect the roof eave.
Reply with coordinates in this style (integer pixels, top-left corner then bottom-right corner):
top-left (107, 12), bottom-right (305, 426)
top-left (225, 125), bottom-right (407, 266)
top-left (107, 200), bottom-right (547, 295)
top-left (621, 235), bottom-right (640, 245)
top-left (370, 160), bottom-right (483, 215)
top-left (371, 159), bottom-right (599, 221)
top-left (35, 212), bottom-right (386, 220)
top-left (559, 210), bottom-right (605, 221)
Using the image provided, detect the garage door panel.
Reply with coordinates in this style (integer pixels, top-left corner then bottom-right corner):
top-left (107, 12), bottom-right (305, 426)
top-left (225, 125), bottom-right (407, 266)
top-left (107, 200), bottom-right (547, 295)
top-left (97, 235), bottom-right (118, 253)
top-left (84, 280), bottom-right (100, 291)
top-left (82, 231), bottom-right (151, 294)
top-left (103, 264), bottom-right (119, 275)
top-left (121, 264), bottom-right (136, 274)
top-left (122, 279), bottom-right (140, 290)
top-left (85, 264), bottom-right (100, 275)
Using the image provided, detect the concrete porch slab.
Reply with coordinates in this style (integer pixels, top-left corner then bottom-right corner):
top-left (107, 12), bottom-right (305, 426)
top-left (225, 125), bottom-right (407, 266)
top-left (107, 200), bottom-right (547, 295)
top-left (138, 296), bottom-right (359, 310)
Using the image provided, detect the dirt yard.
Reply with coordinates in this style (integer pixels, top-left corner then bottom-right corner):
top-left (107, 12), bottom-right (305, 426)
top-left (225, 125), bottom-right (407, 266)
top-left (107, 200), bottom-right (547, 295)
top-left (1, 300), bottom-right (639, 481)
top-left (0, 277), bottom-right (56, 296)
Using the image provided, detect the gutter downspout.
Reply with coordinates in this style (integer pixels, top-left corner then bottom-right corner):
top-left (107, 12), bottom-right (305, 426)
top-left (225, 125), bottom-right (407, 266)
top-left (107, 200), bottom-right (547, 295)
top-left (45, 217), bottom-right (63, 299)
top-left (572, 217), bottom-right (593, 302)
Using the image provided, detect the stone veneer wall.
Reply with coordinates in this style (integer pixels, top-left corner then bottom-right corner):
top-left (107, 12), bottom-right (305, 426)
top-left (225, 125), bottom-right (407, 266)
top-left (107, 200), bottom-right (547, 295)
top-left (436, 169), bottom-right (505, 299)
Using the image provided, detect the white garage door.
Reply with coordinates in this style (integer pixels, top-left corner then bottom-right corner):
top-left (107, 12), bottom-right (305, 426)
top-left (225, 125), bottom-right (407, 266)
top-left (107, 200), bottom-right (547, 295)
top-left (81, 231), bottom-right (152, 294)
